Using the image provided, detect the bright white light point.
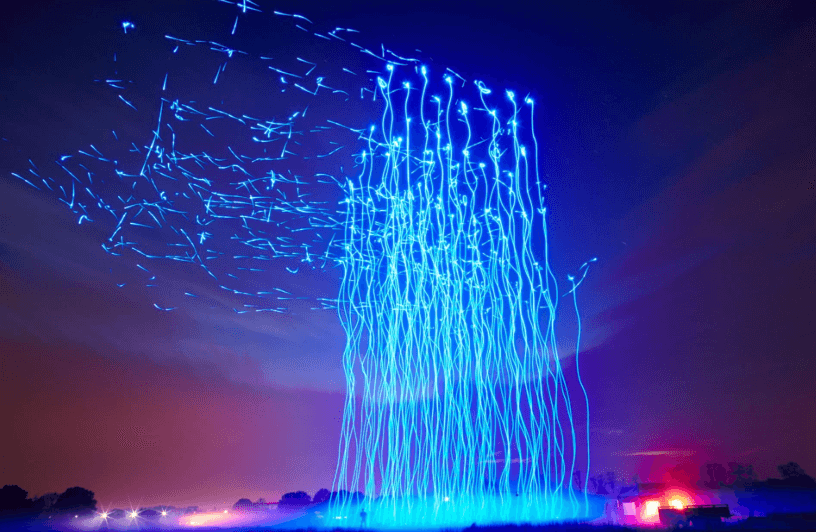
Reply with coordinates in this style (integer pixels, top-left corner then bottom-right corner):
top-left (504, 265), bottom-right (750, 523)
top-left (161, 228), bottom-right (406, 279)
top-left (421, 66), bottom-right (427, 75)
top-left (670, 499), bottom-right (684, 510)
top-left (224, 510), bottom-right (228, 513)
top-left (130, 511), bottom-right (138, 518)
top-left (386, 64), bottom-right (393, 71)
top-left (443, 496), bottom-right (450, 502)
top-left (445, 76), bottom-right (452, 83)
top-left (101, 512), bottom-right (108, 519)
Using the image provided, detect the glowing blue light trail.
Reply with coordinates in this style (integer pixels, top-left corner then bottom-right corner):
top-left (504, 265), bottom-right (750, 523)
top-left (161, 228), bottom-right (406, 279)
top-left (9, 3), bottom-right (592, 526)
top-left (328, 66), bottom-right (592, 527)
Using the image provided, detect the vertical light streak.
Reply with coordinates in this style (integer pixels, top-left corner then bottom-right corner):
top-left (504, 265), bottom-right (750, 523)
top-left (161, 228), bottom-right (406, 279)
top-left (330, 65), bottom-right (591, 527)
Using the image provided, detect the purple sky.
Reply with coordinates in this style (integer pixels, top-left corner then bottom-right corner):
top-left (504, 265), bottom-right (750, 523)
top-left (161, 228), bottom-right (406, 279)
top-left (1, 0), bottom-right (814, 509)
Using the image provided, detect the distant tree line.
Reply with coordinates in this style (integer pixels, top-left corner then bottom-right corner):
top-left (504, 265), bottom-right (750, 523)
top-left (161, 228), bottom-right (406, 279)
top-left (702, 461), bottom-right (816, 516)
top-left (233, 489), bottom-right (364, 511)
top-left (571, 461), bottom-right (815, 494)
top-left (572, 461), bottom-right (816, 518)
top-left (0, 485), bottom-right (96, 521)
top-left (703, 461), bottom-right (816, 490)
top-left (572, 470), bottom-right (633, 497)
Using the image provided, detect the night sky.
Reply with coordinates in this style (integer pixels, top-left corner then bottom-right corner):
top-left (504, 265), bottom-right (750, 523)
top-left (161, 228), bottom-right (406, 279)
top-left (1, 0), bottom-right (814, 511)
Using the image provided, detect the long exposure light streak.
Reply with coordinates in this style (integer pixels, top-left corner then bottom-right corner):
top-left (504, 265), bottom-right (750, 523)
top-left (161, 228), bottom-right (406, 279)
top-left (330, 67), bottom-right (593, 527)
top-left (9, 2), bottom-right (592, 527)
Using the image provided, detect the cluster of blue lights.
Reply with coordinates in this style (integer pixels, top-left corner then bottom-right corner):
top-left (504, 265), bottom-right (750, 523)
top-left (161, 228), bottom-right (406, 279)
top-left (11, 2), bottom-right (591, 527)
top-left (330, 65), bottom-right (592, 528)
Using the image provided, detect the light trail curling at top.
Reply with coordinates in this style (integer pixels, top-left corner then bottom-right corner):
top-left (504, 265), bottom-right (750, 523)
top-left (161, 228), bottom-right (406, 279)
top-left (11, 1), bottom-right (594, 527)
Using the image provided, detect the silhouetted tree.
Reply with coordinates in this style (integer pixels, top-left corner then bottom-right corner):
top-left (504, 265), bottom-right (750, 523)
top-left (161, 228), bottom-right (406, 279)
top-left (590, 474), bottom-right (608, 495)
top-left (727, 462), bottom-right (756, 488)
top-left (0, 485), bottom-right (30, 513)
top-left (51, 487), bottom-right (97, 515)
top-left (279, 491), bottom-right (311, 505)
top-left (777, 462), bottom-right (816, 488)
top-left (233, 498), bottom-right (254, 510)
top-left (30, 493), bottom-right (59, 514)
top-left (605, 472), bottom-right (616, 494)
top-left (139, 508), bottom-right (159, 519)
top-left (704, 463), bottom-right (728, 489)
top-left (312, 489), bottom-right (330, 504)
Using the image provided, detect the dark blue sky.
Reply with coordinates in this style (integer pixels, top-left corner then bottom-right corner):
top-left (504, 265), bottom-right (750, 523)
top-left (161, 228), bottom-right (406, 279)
top-left (1, 0), bottom-right (814, 509)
